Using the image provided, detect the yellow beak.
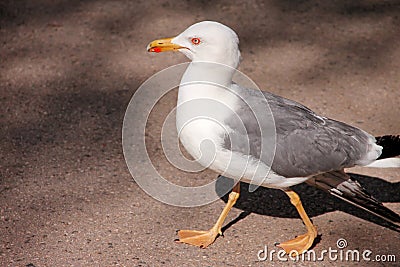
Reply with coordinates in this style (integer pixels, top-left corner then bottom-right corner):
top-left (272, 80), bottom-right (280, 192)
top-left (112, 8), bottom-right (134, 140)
top-left (147, 37), bottom-right (184, 53)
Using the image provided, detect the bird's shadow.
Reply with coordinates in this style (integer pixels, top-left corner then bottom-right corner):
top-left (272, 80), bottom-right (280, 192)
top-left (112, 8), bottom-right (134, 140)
top-left (217, 173), bottom-right (400, 232)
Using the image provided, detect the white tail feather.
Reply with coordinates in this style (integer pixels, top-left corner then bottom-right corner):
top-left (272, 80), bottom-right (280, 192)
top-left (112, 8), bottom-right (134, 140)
top-left (365, 158), bottom-right (400, 168)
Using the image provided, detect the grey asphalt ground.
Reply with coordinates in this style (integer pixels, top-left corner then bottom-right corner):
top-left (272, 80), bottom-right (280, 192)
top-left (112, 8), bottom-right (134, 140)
top-left (1, 1), bottom-right (399, 266)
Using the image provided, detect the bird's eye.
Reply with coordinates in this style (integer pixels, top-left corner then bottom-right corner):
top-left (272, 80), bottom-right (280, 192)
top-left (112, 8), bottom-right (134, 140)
top-left (191, 37), bottom-right (201, 45)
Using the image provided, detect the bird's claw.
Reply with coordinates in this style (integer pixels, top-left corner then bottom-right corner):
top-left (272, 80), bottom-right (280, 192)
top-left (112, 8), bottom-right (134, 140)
top-left (176, 228), bottom-right (220, 248)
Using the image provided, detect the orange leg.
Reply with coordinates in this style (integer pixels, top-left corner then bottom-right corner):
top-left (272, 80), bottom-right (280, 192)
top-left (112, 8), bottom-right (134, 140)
top-left (277, 189), bottom-right (318, 255)
top-left (177, 182), bottom-right (240, 248)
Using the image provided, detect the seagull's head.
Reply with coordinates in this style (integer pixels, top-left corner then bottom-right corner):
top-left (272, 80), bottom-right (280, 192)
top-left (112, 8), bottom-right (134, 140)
top-left (147, 21), bottom-right (241, 68)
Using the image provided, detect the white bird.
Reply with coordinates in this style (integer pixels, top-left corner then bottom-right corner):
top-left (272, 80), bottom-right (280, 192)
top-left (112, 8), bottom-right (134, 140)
top-left (147, 21), bottom-right (400, 254)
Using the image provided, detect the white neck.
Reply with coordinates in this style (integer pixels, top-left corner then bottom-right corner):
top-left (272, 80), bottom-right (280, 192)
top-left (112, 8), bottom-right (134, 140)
top-left (176, 61), bottom-right (239, 135)
top-left (177, 62), bottom-right (235, 104)
top-left (174, 60), bottom-right (238, 167)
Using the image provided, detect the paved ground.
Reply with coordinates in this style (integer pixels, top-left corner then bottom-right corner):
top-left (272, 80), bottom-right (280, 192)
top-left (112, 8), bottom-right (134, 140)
top-left (1, 1), bottom-right (399, 266)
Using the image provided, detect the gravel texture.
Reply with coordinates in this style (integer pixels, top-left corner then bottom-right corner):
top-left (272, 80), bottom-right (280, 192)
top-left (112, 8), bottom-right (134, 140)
top-left (1, 1), bottom-right (399, 266)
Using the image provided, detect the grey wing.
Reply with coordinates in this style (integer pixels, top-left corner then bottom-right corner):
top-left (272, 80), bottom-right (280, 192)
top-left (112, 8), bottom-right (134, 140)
top-left (223, 86), bottom-right (379, 178)
top-left (268, 92), bottom-right (378, 177)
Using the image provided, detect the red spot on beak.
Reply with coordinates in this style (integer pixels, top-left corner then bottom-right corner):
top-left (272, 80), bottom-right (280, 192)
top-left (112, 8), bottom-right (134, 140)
top-left (150, 47), bottom-right (162, 53)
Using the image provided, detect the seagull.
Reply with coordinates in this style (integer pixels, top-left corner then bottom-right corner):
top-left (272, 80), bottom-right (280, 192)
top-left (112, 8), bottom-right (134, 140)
top-left (147, 21), bottom-right (400, 254)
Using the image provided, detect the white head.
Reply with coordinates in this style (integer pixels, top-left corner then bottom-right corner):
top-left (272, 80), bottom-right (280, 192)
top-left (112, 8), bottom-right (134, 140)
top-left (147, 21), bottom-right (241, 68)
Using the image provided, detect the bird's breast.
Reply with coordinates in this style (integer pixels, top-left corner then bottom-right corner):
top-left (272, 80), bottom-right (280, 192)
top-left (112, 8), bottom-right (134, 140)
top-left (177, 117), bottom-right (226, 166)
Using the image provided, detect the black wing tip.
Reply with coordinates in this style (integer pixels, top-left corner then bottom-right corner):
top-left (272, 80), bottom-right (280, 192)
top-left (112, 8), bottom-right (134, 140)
top-left (330, 176), bottom-right (400, 225)
top-left (309, 172), bottom-right (400, 226)
top-left (330, 189), bottom-right (400, 225)
top-left (375, 135), bottom-right (400, 159)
